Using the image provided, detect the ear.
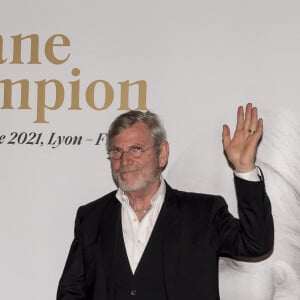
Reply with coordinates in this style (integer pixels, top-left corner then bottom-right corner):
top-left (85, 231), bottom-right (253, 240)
top-left (159, 141), bottom-right (169, 169)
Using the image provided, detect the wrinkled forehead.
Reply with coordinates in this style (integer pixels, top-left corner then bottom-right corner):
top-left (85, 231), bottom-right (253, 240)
top-left (109, 122), bottom-right (153, 148)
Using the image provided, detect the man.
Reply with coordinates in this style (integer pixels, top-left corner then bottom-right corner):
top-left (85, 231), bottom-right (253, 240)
top-left (57, 103), bottom-right (274, 300)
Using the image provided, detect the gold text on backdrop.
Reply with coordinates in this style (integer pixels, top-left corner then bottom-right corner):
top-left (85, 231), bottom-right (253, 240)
top-left (0, 33), bottom-right (148, 123)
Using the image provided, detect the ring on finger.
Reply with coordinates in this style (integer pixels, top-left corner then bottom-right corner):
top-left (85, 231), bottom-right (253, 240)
top-left (248, 129), bottom-right (256, 135)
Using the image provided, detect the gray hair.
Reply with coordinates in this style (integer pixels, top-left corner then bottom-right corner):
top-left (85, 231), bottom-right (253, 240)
top-left (106, 110), bottom-right (167, 152)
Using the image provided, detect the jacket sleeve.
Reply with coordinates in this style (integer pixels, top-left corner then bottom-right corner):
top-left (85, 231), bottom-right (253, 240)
top-left (57, 207), bottom-right (86, 300)
top-left (212, 175), bottom-right (274, 258)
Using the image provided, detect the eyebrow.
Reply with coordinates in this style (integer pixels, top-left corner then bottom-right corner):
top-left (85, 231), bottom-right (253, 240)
top-left (109, 144), bottom-right (144, 151)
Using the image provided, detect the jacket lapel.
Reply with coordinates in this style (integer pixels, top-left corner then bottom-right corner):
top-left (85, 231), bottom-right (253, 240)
top-left (99, 184), bottom-right (181, 299)
top-left (161, 183), bottom-right (181, 300)
top-left (100, 196), bottom-right (121, 283)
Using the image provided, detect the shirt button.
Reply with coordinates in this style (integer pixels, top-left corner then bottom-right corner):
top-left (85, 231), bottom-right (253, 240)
top-left (137, 240), bottom-right (142, 244)
top-left (130, 289), bottom-right (137, 296)
top-left (133, 218), bottom-right (138, 222)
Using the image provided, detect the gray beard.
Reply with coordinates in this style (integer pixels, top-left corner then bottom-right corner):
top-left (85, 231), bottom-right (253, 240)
top-left (112, 167), bottom-right (161, 193)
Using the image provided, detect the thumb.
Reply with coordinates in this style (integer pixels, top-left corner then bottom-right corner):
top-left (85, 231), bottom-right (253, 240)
top-left (273, 261), bottom-right (300, 299)
top-left (222, 124), bottom-right (231, 149)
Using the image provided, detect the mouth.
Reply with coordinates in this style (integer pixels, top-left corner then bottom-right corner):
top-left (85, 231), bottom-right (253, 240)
top-left (118, 167), bottom-right (140, 174)
top-left (116, 168), bottom-right (141, 179)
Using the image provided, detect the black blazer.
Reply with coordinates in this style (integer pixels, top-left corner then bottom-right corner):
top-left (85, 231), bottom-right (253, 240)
top-left (57, 176), bottom-right (274, 300)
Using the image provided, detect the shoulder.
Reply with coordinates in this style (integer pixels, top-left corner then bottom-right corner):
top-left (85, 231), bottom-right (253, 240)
top-left (165, 184), bottom-right (229, 229)
top-left (166, 183), bottom-right (227, 211)
top-left (76, 190), bottom-right (118, 219)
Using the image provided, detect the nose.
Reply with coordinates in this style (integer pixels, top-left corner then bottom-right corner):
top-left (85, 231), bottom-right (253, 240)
top-left (119, 151), bottom-right (133, 166)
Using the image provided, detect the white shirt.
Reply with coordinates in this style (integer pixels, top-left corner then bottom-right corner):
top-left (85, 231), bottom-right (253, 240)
top-left (116, 168), bottom-right (260, 274)
top-left (116, 179), bottom-right (166, 273)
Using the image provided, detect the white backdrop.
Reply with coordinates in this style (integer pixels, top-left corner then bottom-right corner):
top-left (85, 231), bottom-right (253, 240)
top-left (1, 1), bottom-right (300, 299)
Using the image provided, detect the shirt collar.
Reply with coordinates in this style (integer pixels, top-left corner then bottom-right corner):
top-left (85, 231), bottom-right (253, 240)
top-left (116, 177), bottom-right (166, 206)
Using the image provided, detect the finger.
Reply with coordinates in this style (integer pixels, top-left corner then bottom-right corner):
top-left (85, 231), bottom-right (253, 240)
top-left (256, 118), bottom-right (263, 134)
top-left (244, 103), bottom-right (253, 130)
top-left (222, 124), bottom-right (231, 149)
top-left (236, 106), bottom-right (244, 131)
top-left (248, 118), bottom-right (263, 145)
top-left (254, 118), bottom-right (263, 140)
top-left (249, 106), bottom-right (258, 133)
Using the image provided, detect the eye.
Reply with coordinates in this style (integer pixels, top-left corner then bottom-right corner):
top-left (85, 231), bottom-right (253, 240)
top-left (110, 148), bottom-right (121, 154)
top-left (129, 146), bottom-right (143, 157)
top-left (108, 148), bottom-right (122, 159)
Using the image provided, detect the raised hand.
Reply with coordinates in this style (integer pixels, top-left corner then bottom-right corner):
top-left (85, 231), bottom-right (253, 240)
top-left (222, 103), bottom-right (263, 173)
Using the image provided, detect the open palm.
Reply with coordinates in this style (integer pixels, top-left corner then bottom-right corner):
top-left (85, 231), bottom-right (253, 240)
top-left (222, 103), bottom-right (263, 173)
